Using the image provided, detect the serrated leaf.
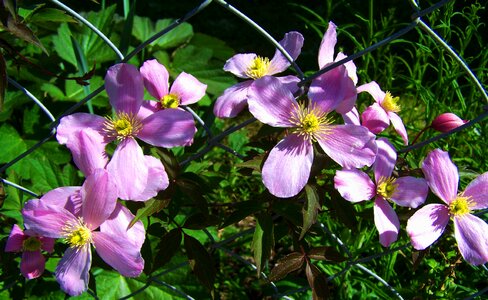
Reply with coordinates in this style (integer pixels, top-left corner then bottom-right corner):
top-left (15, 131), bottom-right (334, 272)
top-left (152, 228), bottom-right (182, 272)
top-left (129, 198), bottom-right (171, 228)
top-left (307, 246), bottom-right (346, 262)
top-left (0, 124), bottom-right (27, 163)
top-left (252, 213), bottom-right (274, 275)
top-left (268, 252), bottom-right (305, 282)
top-left (28, 8), bottom-right (77, 23)
top-left (0, 180), bottom-right (6, 207)
top-left (305, 262), bottom-right (329, 300)
top-left (154, 19), bottom-right (193, 49)
top-left (22, 105), bottom-right (39, 134)
top-left (52, 23), bottom-right (76, 66)
top-left (82, 5), bottom-right (118, 64)
top-left (184, 234), bottom-right (215, 291)
top-left (41, 83), bottom-right (65, 100)
top-left (190, 33), bottom-right (234, 60)
top-left (300, 184), bottom-right (321, 240)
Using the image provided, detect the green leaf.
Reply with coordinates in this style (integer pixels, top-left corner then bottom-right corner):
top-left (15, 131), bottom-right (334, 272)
top-left (0, 52), bottom-right (6, 112)
top-left (0, 124), bottom-right (27, 163)
top-left (184, 234), bottom-right (215, 291)
top-left (268, 252), bottom-right (305, 282)
top-left (40, 83), bottom-right (65, 100)
top-left (132, 16), bottom-right (193, 50)
top-left (22, 105), bottom-right (40, 134)
top-left (190, 33), bottom-right (234, 60)
top-left (152, 228), bottom-right (182, 272)
top-left (52, 23), bottom-right (77, 67)
top-left (252, 213), bottom-right (274, 275)
top-left (82, 5), bottom-right (118, 64)
top-left (129, 198), bottom-right (171, 228)
top-left (5, 15), bottom-right (47, 54)
top-left (300, 185), bottom-right (321, 240)
top-left (28, 8), bottom-right (77, 24)
top-left (307, 246), bottom-right (346, 262)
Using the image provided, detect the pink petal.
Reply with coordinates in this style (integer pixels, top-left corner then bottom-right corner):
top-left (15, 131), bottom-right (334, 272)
top-left (92, 231), bottom-right (144, 277)
top-left (20, 251), bottom-right (45, 279)
top-left (361, 103), bottom-right (389, 134)
top-left (453, 214), bottom-right (488, 265)
top-left (431, 112), bottom-right (468, 133)
top-left (342, 107), bottom-right (361, 125)
top-left (213, 80), bottom-right (252, 118)
top-left (269, 31), bottom-right (304, 74)
top-left (276, 75), bottom-right (300, 94)
top-left (356, 81), bottom-right (385, 103)
top-left (223, 53), bottom-right (257, 78)
top-left (247, 76), bottom-right (295, 127)
top-left (107, 138), bottom-right (148, 200)
top-left (138, 109), bottom-right (197, 147)
top-left (421, 149), bottom-right (458, 204)
top-left (40, 237), bottom-right (55, 253)
top-left (55, 245), bottom-right (91, 296)
top-left (374, 198), bottom-right (400, 247)
top-left (56, 113), bottom-right (107, 145)
top-left (335, 52), bottom-right (358, 85)
top-left (388, 112), bottom-right (409, 145)
top-left (131, 155), bottom-right (169, 201)
top-left (80, 169), bottom-right (117, 230)
top-left (462, 172), bottom-right (488, 209)
top-left (391, 177), bottom-right (428, 208)
top-left (262, 134), bottom-right (313, 198)
top-left (334, 169), bottom-right (375, 202)
top-left (140, 59), bottom-right (169, 100)
top-left (65, 129), bottom-right (108, 176)
top-left (170, 72), bottom-right (207, 105)
top-left (5, 224), bottom-right (26, 252)
top-left (105, 63), bottom-right (144, 115)
top-left (318, 22), bottom-right (337, 68)
top-left (40, 187), bottom-right (82, 217)
top-left (100, 203), bottom-right (146, 250)
top-left (406, 204), bottom-right (450, 250)
top-left (22, 199), bottom-right (77, 238)
top-left (138, 100), bottom-right (160, 120)
top-left (373, 137), bottom-right (396, 181)
top-left (318, 125), bottom-right (377, 169)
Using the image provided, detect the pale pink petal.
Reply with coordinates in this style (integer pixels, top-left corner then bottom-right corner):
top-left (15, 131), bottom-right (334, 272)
top-left (276, 75), bottom-right (300, 94)
top-left (462, 172), bottom-right (488, 209)
top-left (65, 129), bottom-right (108, 176)
top-left (373, 138), bottom-right (396, 181)
top-left (5, 224), bottom-right (25, 252)
top-left (269, 31), bottom-right (304, 74)
top-left (406, 204), bottom-right (450, 250)
top-left (55, 245), bottom-right (91, 296)
top-left (335, 52), bottom-right (358, 85)
top-left (22, 199), bottom-right (77, 238)
top-left (318, 22), bottom-right (337, 68)
top-left (140, 59), bottom-right (169, 100)
top-left (20, 251), bottom-right (45, 279)
top-left (138, 109), bottom-right (196, 147)
top-left (391, 177), bottom-right (428, 208)
top-left (56, 113), bottom-right (107, 144)
top-left (92, 232), bottom-right (144, 277)
top-left (318, 125), bottom-right (377, 169)
top-left (138, 100), bottom-right (160, 120)
top-left (100, 203), bottom-right (146, 250)
top-left (262, 134), bottom-right (313, 198)
top-left (131, 155), bottom-right (169, 201)
top-left (342, 107), bottom-right (360, 125)
top-left (223, 53), bottom-right (257, 78)
top-left (247, 76), bottom-right (295, 127)
top-left (356, 81), bottom-right (385, 104)
top-left (361, 103), bottom-right (389, 134)
top-left (334, 169), bottom-right (375, 202)
top-left (374, 198), bottom-right (400, 247)
top-left (40, 187), bottom-right (80, 207)
top-left (80, 169), bottom-right (117, 230)
top-left (213, 81), bottom-right (252, 118)
top-left (421, 149), bottom-right (458, 204)
top-left (40, 237), bottom-right (55, 253)
top-left (107, 138), bottom-right (148, 200)
top-left (105, 63), bottom-right (144, 115)
top-left (334, 80), bottom-right (357, 115)
top-left (453, 214), bottom-right (488, 265)
top-left (388, 112), bottom-right (409, 145)
top-left (170, 72), bottom-right (207, 105)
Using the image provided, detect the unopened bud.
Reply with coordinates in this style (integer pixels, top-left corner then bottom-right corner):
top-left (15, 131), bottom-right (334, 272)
top-left (431, 113), bottom-right (468, 133)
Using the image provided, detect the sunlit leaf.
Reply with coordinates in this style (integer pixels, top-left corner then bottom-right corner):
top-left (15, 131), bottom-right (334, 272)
top-left (129, 198), bottom-right (171, 229)
top-left (268, 252), bottom-right (305, 282)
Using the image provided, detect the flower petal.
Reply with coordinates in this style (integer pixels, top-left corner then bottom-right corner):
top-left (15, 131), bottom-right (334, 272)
top-left (334, 169), bottom-right (375, 202)
top-left (373, 137), bottom-right (396, 181)
top-left (247, 76), bottom-right (295, 127)
top-left (391, 177), bottom-right (428, 208)
top-left (421, 149), bottom-right (458, 204)
top-left (65, 129), bottom-right (108, 176)
top-left (406, 204), bottom-right (450, 250)
top-left (138, 100), bottom-right (160, 120)
top-left (453, 214), bottom-right (488, 265)
top-left (374, 198), bottom-right (400, 247)
top-left (170, 72), bottom-right (207, 105)
top-left (5, 224), bottom-right (25, 252)
top-left (276, 75), bottom-right (301, 94)
top-left (140, 59), bottom-right (169, 100)
top-left (361, 103), bottom-right (389, 134)
top-left (131, 155), bottom-right (169, 201)
top-left (262, 134), bottom-right (313, 198)
top-left (223, 53), bottom-right (256, 78)
top-left (92, 231), bottom-right (144, 277)
top-left (55, 245), bottom-right (91, 296)
top-left (335, 52), bottom-right (358, 85)
top-left (356, 81), bottom-right (385, 103)
top-left (20, 251), bottom-right (45, 279)
top-left (105, 63), bottom-right (144, 115)
top-left (388, 112), bottom-right (409, 145)
top-left (462, 172), bottom-right (488, 209)
top-left (40, 237), bottom-right (55, 253)
top-left (40, 187), bottom-right (82, 216)
top-left (318, 22), bottom-right (337, 68)
top-left (100, 203), bottom-right (146, 250)
top-left (269, 31), bottom-right (304, 74)
top-left (342, 107), bottom-right (361, 126)
top-left (213, 80), bottom-right (252, 118)
top-left (318, 125), bottom-right (377, 169)
top-left (138, 108), bottom-right (197, 147)
top-left (56, 113), bottom-right (107, 145)
top-left (22, 199), bottom-right (76, 238)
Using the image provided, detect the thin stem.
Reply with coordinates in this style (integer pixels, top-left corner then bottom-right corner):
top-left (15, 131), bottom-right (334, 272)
top-left (182, 106), bottom-right (212, 138)
top-left (8, 78), bottom-right (55, 122)
top-left (0, 178), bottom-right (39, 197)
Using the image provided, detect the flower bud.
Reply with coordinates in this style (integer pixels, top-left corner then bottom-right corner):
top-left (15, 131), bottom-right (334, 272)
top-left (431, 113), bottom-right (468, 133)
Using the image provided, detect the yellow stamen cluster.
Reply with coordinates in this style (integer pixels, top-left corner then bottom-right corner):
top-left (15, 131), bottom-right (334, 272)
top-left (161, 94), bottom-right (180, 109)
top-left (289, 103), bottom-right (332, 142)
top-left (22, 237), bottom-right (42, 252)
top-left (103, 112), bottom-right (142, 140)
top-left (376, 177), bottom-right (398, 199)
top-left (246, 56), bottom-right (271, 79)
top-left (62, 218), bottom-right (92, 250)
top-left (449, 196), bottom-right (473, 217)
top-left (382, 91), bottom-right (401, 113)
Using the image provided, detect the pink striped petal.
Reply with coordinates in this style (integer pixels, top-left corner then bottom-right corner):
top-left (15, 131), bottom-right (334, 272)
top-left (22, 199), bottom-right (76, 238)
top-left (223, 53), bottom-right (257, 78)
top-left (269, 31), bottom-right (304, 74)
top-left (213, 80), bottom-right (252, 118)
top-left (318, 125), bottom-right (377, 169)
top-left (342, 107), bottom-right (360, 125)
top-left (461, 172), bottom-right (488, 210)
top-left (170, 72), bottom-right (207, 105)
top-left (107, 138), bottom-right (148, 200)
top-left (421, 149), bottom-right (458, 204)
top-left (100, 203), bottom-right (146, 250)
top-left (138, 100), bottom-right (160, 120)
top-left (262, 134), bottom-right (313, 198)
top-left (374, 198), bottom-right (400, 247)
top-left (357, 81), bottom-right (385, 104)
top-left (92, 231), bottom-right (144, 277)
top-left (361, 103), bottom-right (389, 134)
top-left (318, 22), bottom-right (337, 68)
top-left (453, 214), bottom-right (488, 265)
top-left (388, 112), bottom-right (409, 145)
top-left (131, 155), bottom-right (169, 201)
top-left (391, 177), bottom-right (428, 208)
top-left (336, 52), bottom-right (358, 85)
top-left (66, 129), bottom-right (108, 176)
top-left (138, 109), bottom-right (196, 147)
top-left (373, 138), bottom-right (396, 181)
top-left (105, 63), bottom-right (144, 115)
top-left (334, 169), bottom-right (375, 202)
top-left (20, 251), bottom-right (45, 279)
top-left (55, 245), bottom-right (91, 296)
top-left (276, 75), bottom-right (300, 94)
top-left (247, 76), bottom-right (295, 127)
top-left (5, 224), bottom-right (25, 252)
top-left (406, 204), bottom-right (450, 250)
top-left (56, 113), bottom-right (106, 144)
top-left (140, 59), bottom-right (169, 100)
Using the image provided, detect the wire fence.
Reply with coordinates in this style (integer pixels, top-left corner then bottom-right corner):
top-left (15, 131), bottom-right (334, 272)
top-left (1, 0), bottom-right (487, 298)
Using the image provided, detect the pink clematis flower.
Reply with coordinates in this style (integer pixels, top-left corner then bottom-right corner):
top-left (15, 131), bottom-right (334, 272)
top-left (5, 224), bottom-right (55, 279)
top-left (57, 63), bottom-right (198, 200)
top-left (431, 112), bottom-right (468, 133)
top-left (247, 76), bottom-right (377, 198)
top-left (334, 138), bottom-right (428, 246)
top-left (356, 81), bottom-right (408, 145)
top-left (213, 31), bottom-right (304, 118)
top-left (22, 169), bottom-right (145, 296)
top-left (407, 149), bottom-right (488, 265)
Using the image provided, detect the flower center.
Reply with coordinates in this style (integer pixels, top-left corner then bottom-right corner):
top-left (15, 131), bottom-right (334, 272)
top-left (62, 218), bottom-right (92, 250)
top-left (103, 112), bottom-right (142, 140)
top-left (382, 91), bottom-right (401, 113)
top-left (160, 94), bottom-right (180, 109)
top-left (245, 56), bottom-right (271, 79)
top-left (289, 103), bottom-right (332, 142)
top-left (376, 177), bottom-right (397, 199)
top-left (449, 196), bottom-right (473, 217)
top-left (22, 236), bottom-right (42, 252)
